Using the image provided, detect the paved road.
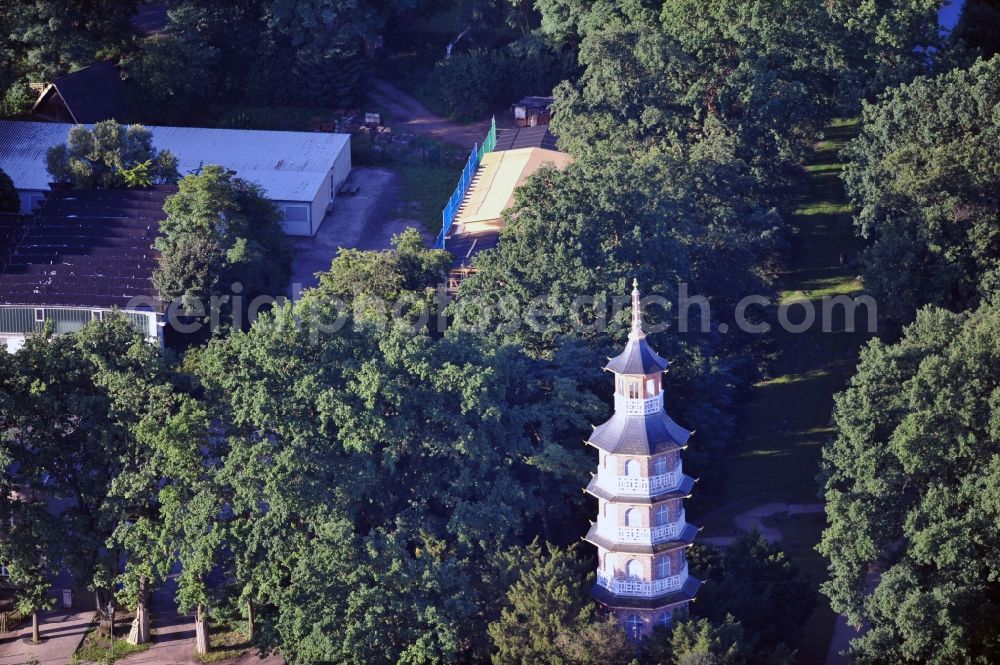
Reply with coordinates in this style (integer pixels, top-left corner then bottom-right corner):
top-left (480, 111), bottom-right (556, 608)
top-left (367, 79), bottom-right (492, 148)
top-left (0, 608), bottom-right (94, 665)
top-left (288, 167), bottom-right (429, 295)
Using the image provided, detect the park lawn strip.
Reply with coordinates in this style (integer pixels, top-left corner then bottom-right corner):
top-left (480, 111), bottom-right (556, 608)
top-left (193, 625), bottom-right (251, 663)
top-left (71, 611), bottom-right (149, 664)
top-left (762, 512), bottom-right (837, 665)
top-left (395, 163), bottom-right (465, 235)
top-left (693, 119), bottom-right (868, 664)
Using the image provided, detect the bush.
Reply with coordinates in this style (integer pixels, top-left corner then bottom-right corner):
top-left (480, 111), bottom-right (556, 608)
top-left (0, 79), bottom-right (34, 117)
top-left (0, 167), bottom-right (18, 212)
top-left (423, 41), bottom-right (574, 121)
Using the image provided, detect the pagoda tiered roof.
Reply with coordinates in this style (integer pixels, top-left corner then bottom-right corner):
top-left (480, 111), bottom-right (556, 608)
top-left (605, 334), bottom-right (670, 375)
top-left (587, 410), bottom-right (692, 456)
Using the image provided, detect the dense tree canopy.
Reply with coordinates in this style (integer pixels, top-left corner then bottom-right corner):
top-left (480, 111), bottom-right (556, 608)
top-left (820, 301), bottom-right (1000, 663)
top-left (953, 0), bottom-right (1000, 57)
top-left (488, 541), bottom-right (633, 665)
top-left (174, 295), bottom-right (604, 663)
top-left (152, 165), bottom-right (292, 330)
top-left (0, 317), bottom-right (175, 638)
top-left (307, 227), bottom-right (451, 315)
top-left (46, 120), bottom-right (179, 189)
top-left (0, 0), bottom-right (137, 81)
top-left (687, 534), bottom-right (815, 653)
top-left (842, 56), bottom-right (1000, 328)
top-left (453, 145), bottom-right (779, 481)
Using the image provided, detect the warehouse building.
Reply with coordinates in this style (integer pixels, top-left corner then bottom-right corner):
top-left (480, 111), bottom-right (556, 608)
top-left (0, 120), bottom-right (351, 236)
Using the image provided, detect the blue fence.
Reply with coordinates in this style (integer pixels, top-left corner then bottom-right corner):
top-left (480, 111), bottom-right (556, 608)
top-left (435, 117), bottom-right (497, 250)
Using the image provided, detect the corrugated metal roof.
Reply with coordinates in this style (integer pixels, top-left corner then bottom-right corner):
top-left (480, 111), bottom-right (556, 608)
top-left (0, 121), bottom-right (350, 202)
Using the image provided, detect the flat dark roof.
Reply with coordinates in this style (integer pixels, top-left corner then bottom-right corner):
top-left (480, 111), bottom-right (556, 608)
top-left (0, 186), bottom-right (173, 310)
top-left (493, 126), bottom-right (560, 152)
top-left (447, 229), bottom-right (501, 270)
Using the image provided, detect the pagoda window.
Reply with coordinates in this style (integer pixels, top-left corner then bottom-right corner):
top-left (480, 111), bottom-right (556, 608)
top-left (626, 559), bottom-right (642, 580)
top-left (653, 456), bottom-right (669, 475)
top-left (655, 556), bottom-right (670, 579)
top-left (624, 459), bottom-right (639, 477)
top-left (626, 614), bottom-right (643, 639)
top-left (624, 508), bottom-right (640, 526)
top-left (654, 504), bottom-right (669, 526)
top-left (627, 380), bottom-right (640, 399)
top-left (646, 377), bottom-right (655, 395)
top-left (657, 611), bottom-right (672, 628)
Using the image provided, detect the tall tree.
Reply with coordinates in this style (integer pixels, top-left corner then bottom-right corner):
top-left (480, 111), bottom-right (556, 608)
top-left (45, 121), bottom-right (179, 189)
top-left (488, 540), bottom-right (634, 665)
top-left (819, 301), bottom-right (1000, 663)
top-left (842, 56), bottom-right (1000, 329)
top-left (305, 227), bottom-right (451, 321)
top-left (687, 534), bottom-right (815, 652)
top-left (185, 295), bottom-right (602, 663)
top-left (0, 0), bottom-right (138, 81)
top-left (0, 317), bottom-right (174, 642)
top-left (825, 0), bottom-right (945, 99)
top-left (953, 0), bottom-right (1000, 57)
top-left (153, 165), bottom-right (293, 330)
top-left (453, 148), bottom-right (780, 482)
top-left (551, 0), bottom-right (840, 185)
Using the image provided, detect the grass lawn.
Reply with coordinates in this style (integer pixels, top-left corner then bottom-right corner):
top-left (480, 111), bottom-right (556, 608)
top-left (762, 512), bottom-right (839, 664)
top-left (395, 163), bottom-right (465, 235)
top-left (693, 119), bottom-right (869, 664)
top-left (72, 612), bottom-right (149, 664)
top-left (193, 626), bottom-right (252, 663)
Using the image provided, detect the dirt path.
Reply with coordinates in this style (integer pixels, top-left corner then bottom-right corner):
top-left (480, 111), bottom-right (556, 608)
top-left (367, 79), bottom-right (492, 148)
top-left (699, 503), bottom-right (824, 547)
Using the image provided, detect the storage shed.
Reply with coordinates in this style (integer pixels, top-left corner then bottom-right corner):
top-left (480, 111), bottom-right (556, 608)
top-left (31, 62), bottom-right (128, 124)
top-left (0, 121), bottom-right (352, 236)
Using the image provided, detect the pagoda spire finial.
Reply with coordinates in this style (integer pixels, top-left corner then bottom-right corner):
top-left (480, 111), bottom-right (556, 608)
top-left (630, 278), bottom-right (644, 339)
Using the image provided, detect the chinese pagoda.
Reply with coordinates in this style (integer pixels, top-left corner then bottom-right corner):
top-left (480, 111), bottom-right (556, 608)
top-left (584, 280), bottom-right (701, 638)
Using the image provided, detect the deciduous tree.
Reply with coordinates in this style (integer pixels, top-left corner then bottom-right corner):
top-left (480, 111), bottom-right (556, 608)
top-left (819, 301), bottom-right (1000, 663)
top-left (153, 165), bottom-right (292, 330)
top-left (45, 121), bottom-right (179, 189)
top-left (842, 57), bottom-right (1000, 329)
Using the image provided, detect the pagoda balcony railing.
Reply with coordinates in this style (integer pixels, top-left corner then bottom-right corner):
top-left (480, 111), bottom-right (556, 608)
top-left (614, 392), bottom-right (663, 416)
top-left (597, 510), bottom-right (685, 544)
top-left (597, 463), bottom-right (682, 496)
top-left (596, 564), bottom-right (689, 598)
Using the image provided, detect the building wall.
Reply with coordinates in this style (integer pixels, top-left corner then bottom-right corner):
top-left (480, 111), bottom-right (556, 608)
top-left (273, 138), bottom-right (352, 236)
top-left (309, 139), bottom-right (353, 235)
top-left (0, 306), bottom-right (160, 352)
top-left (612, 601), bottom-right (690, 638)
top-left (16, 189), bottom-right (46, 214)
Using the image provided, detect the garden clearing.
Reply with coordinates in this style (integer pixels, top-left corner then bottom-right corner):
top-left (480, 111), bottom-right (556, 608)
top-left (694, 119), bottom-right (871, 665)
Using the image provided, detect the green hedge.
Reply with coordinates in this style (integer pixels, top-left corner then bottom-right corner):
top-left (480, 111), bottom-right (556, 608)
top-left (422, 43), bottom-right (574, 122)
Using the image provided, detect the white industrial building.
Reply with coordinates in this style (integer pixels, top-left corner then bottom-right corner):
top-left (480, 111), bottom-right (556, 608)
top-left (0, 120), bottom-right (352, 236)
